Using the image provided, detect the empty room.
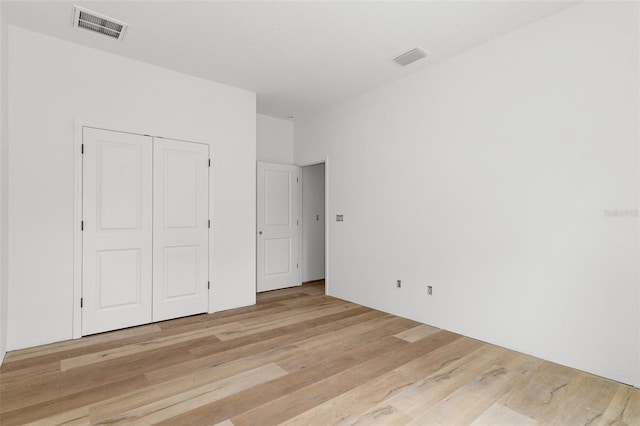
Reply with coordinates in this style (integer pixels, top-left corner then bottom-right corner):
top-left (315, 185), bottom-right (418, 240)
top-left (0, 1), bottom-right (639, 425)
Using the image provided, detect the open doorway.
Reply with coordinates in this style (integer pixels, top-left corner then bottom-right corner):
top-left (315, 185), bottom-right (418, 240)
top-left (301, 163), bottom-right (325, 285)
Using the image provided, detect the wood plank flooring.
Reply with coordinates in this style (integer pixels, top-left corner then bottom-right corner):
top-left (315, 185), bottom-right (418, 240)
top-left (0, 281), bottom-right (638, 425)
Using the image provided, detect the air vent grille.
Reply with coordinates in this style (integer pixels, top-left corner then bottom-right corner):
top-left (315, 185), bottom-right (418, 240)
top-left (393, 47), bottom-right (430, 67)
top-left (73, 5), bottom-right (128, 41)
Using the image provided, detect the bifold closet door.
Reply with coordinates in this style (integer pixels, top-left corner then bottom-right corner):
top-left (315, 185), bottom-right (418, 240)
top-left (152, 138), bottom-right (210, 322)
top-left (82, 128), bottom-right (153, 336)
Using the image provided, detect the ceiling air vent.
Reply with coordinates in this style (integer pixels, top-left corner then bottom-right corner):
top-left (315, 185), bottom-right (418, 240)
top-left (393, 47), bottom-right (430, 67)
top-left (73, 5), bottom-right (128, 41)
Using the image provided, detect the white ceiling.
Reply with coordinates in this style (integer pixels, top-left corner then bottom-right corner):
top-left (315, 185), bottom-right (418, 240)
top-left (4, 1), bottom-right (577, 119)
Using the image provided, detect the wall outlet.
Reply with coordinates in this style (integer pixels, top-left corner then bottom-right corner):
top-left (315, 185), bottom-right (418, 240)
top-left (427, 285), bottom-right (433, 295)
top-left (397, 280), bottom-right (402, 288)
top-left (336, 215), bottom-right (344, 222)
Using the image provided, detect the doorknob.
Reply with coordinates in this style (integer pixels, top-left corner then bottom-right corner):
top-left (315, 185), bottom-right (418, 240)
top-left (259, 231), bottom-right (263, 235)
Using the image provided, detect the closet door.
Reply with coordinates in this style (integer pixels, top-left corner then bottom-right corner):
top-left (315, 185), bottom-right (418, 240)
top-left (82, 128), bottom-right (153, 335)
top-left (153, 138), bottom-right (209, 321)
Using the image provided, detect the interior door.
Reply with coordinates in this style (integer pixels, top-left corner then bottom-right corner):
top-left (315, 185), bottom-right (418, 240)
top-left (82, 128), bottom-right (153, 335)
top-left (257, 162), bottom-right (301, 292)
top-left (153, 138), bottom-right (209, 321)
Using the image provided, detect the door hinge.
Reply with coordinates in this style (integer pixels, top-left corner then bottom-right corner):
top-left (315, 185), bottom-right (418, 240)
top-left (81, 144), bottom-right (84, 154)
top-left (297, 263), bottom-right (299, 269)
top-left (297, 220), bottom-right (299, 226)
top-left (207, 281), bottom-right (210, 290)
top-left (81, 221), bottom-right (84, 231)
top-left (208, 220), bottom-right (211, 228)
top-left (297, 177), bottom-right (299, 183)
top-left (80, 297), bottom-right (84, 308)
top-left (208, 159), bottom-right (211, 167)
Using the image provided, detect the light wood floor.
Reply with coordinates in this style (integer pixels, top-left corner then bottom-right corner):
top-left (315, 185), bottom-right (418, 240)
top-left (1, 281), bottom-right (638, 425)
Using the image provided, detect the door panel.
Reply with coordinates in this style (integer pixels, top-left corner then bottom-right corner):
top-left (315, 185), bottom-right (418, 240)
top-left (98, 143), bottom-right (142, 230)
top-left (153, 138), bottom-right (209, 321)
top-left (164, 245), bottom-right (198, 298)
top-left (257, 162), bottom-right (300, 292)
top-left (265, 170), bottom-right (292, 226)
top-left (165, 150), bottom-right (200, 228)
top-left (265, 238), bottom-right (291, 276)
top-left (97, 249), bottom-right (141, 308)
top-left (82, 128), bottom-right (153, 335)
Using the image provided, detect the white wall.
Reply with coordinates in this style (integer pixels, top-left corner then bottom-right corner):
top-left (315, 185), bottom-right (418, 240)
top-left (302, 163), bottom-right (325, 282)
top-left (7, 26), bottom-right (256, 351)
top-left (636, 1), bottom-right (640, 391)
top-left (0, 2), bottom-right (8, 364)
top-left (295, 2), bottom-right (639, 386)
top-left (257, 113), bottom-right (294, 164)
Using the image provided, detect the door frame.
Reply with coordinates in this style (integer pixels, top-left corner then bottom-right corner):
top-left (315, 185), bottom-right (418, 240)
top-left (297, 157), bottom-right (330, 295)
top-left (72, 119), bottom-right (214, 339)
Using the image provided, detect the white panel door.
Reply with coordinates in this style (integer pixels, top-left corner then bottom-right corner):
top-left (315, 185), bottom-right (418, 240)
top-left (153, 138), bottom-right (209, 321)
top-left (257, 162), bottom-right (301, 292)
top-left (82, 128), bottom-right (153, 335)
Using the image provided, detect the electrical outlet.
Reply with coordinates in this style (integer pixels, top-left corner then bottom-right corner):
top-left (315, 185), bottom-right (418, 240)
top-left (397, 280), bottom-right (402, 288)
top-left (427, 285), bottom-right (433, 295)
